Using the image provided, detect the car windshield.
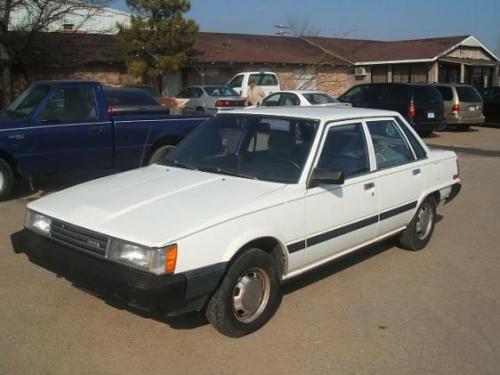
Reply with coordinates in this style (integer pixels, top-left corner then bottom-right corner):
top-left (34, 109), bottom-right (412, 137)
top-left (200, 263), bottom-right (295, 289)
top-left (303, 93), bottom-right (339, 105)
top-left (7, 84), bottom-right (50, 117)
top-left (161, 114), bottom-right (319, 183)
top-left (205, 86), bottom-right (239, 97)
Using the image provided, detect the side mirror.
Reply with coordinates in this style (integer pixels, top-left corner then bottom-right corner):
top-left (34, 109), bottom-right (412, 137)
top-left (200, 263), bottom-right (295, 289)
top-left (308, 168), bottom-right (345, 188)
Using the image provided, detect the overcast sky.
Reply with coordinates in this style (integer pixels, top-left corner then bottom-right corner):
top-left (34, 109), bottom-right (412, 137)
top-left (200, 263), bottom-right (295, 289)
top-left (110, 0), bottom-right (500, 55)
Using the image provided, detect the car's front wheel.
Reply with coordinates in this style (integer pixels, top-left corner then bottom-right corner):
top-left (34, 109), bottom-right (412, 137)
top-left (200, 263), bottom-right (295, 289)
top-left (205, 248), bottom-right (282, 337)
top-left (398, 196), bottom-right (437, 251)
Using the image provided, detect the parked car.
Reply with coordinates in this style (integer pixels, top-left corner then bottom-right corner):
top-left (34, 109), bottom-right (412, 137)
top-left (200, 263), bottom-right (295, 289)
top-left (104, 86), bottom-right (168, 114)
top-left (257, 90), bottom-right (350, 108)
top-left (480, 86), bottom-right (500, 125)
top-left (176, 85), bottom-right (246, 113)
top-left (24, 106), bottom-right (461, 337)
top-left (228, 71), bottom-right (280, 98)
top-left (0, 80), bottom-right (209, 201)
top-left (338, 83), bottom-right (446, 135)
top-left (431, 83), bottom-right (484, 130)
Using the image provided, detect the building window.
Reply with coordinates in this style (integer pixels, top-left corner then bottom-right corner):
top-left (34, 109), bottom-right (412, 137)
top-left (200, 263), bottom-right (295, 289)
top-left (393, 64), bottom-right (428, 83)
top-left (371, 65), bottom-right (388, 83)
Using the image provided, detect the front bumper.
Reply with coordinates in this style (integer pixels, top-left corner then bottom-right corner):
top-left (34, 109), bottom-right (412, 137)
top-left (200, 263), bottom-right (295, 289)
top-left (20, 230), bottom-right (226, 316)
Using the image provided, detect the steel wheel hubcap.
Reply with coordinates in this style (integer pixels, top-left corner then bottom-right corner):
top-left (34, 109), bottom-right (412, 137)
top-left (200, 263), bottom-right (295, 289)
top-left (232, 268), bottom-right (271, 323)
top-left (416, 204), bottom-right (433, 240)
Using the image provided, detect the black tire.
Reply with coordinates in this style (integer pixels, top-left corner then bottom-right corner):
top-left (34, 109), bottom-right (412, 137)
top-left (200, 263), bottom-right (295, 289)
top-left (462, 124), bottom-right (471, 131)
top-left (147, 145), bottom-right (175, 165)
top-left (0, 158), bottom-right (14, 202)
top-left (418, 130), bottom-right (433, 137)
top-left (398, 196), bottom-right (437, 251)
top-left (205, 248), bottom-right (282, 337)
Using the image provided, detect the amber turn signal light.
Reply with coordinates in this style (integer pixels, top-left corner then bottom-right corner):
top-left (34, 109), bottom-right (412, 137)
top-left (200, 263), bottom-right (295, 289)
top-left (165, 245), bottom-right (178, 273)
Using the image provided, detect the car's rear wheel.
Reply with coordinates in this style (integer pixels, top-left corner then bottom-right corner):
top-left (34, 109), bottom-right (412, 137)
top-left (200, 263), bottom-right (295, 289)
top-left (147, 145), bottom-right (175, 165)
top-left (398, 196), bottom-right (437, 251)
top-left (0, 158), bottom-right (14, 202)
top-left (205, 248), bottom-right (281, 337)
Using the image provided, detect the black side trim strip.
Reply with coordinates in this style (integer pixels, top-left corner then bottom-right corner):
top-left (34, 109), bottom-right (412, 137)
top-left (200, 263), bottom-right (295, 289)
top-left (379, 201), bottom-right (417, 221)
top-left (287, 240), bottom-right (306, 254)
top-left (307, 215), bottom-right (379, 247)
top-left (286, 201), bottom-right (418, 254)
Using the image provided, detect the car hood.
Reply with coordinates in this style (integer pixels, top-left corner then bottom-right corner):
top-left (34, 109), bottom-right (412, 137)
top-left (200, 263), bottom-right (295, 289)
top-left (28, 165), bottom-right (288, 247)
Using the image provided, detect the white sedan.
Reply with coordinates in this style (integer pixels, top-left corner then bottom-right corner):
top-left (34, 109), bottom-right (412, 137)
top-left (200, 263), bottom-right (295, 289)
top-left (258, 90), bottom-right (351, 108)
top-left (25, 107), bottom-right (461, 337)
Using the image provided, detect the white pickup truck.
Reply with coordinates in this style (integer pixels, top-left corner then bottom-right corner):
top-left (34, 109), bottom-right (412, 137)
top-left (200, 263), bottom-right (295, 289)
top-left (228, 71), bottom-right (280, 98)
top-left (25, 107), bottom-right (461, 337)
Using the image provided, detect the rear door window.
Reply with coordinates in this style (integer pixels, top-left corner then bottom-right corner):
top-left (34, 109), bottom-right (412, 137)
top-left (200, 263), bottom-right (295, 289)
top-left (367, 120), bottom-right (415, 169)
top-left (435, 86), bottom-right (454, 101)
top-left (282, 93), bottom-right (300, 106)
top-left (365, 84), bottom-right (388, 103)
top-left (456, 86), bottom-right (482, 102)
top-left (388, 84), bottom-right (410, 104)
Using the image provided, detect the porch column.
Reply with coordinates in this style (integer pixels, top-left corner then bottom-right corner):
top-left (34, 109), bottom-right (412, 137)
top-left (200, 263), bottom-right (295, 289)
top-left (460, 63), bottom-right (465, 84)
top-left (495, 65), bottom-right (499, 86)
top-left (387, 65), bottom-right (392, 83)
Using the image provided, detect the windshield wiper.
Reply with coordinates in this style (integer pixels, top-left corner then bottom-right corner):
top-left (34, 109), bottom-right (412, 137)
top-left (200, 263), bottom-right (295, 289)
top-left (197, 166), bottom-right (257, 180)
top-left (162, 159), bottom-right (198, 170)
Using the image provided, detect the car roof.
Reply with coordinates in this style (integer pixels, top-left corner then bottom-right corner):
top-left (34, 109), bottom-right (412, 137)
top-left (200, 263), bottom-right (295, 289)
top-left (229, 106), bottom-right (398, 121)
top-left (35, 80), bottom-right (99, 85)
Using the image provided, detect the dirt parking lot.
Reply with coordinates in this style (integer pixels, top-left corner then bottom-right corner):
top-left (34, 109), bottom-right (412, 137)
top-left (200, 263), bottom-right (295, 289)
top-left (1, 126), bottom-right (500, 375)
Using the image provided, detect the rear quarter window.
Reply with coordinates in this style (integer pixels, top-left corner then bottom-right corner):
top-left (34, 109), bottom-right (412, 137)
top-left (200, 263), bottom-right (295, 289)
top-left (435, 86), bottom-right (453, 101)
top-left (412, 86), bottom-right (442, 105)
top-left (456, 86), bottom-right (482, 102)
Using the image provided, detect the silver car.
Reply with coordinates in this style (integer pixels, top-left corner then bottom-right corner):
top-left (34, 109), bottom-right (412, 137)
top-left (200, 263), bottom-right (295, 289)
top-left (176, 85), bottom-right (246, 114)
top-left (433, 83), bottom-right (485, 130)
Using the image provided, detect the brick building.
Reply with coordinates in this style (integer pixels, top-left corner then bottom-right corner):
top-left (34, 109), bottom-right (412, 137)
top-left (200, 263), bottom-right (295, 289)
top-left (3, 31), bottom-right (499, 98)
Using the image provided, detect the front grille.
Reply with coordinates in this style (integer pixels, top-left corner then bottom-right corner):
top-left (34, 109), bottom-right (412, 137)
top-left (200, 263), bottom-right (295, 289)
top-left (50, 220), bottom-right (109, 257)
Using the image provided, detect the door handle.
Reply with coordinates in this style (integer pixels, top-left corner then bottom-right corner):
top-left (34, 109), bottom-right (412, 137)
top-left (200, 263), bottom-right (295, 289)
top-left (89, 126), bottom-right (103, 133)
top-left (364, 182), bottom-right (375, 190)
top-left (412, 168), bottom-right (421, 175)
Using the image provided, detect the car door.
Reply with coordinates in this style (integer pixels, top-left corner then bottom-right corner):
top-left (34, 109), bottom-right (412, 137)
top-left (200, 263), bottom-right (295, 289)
top-left (24, 84), bottom-right (113, 173)
top-left (365, 118), bottom-right (423, 236)
top-left (302, 121), bottom-right (379, 266)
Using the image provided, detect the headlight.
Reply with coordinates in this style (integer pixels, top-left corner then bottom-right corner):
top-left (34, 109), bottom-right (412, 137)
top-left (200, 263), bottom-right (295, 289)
top-left (107, 240), bottom-right (177, 274)
top-left (25, 210), bottom-right (52, 236)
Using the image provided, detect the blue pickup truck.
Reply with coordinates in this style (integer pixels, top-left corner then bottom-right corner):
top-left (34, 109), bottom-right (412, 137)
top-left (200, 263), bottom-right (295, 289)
top-left (0, 80), bottom-right (209, 201)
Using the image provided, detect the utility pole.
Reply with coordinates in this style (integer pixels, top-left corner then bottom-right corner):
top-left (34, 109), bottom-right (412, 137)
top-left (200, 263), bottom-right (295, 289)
top-left (274, 24), bottom-right (289, 37)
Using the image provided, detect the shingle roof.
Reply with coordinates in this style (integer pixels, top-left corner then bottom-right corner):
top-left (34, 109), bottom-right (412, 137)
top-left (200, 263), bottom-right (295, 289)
top-left (192, 32), bottom-right (346, 65)
top-left (7, 31), bottom-right (491, 69)
top-left (304, 35), bottom-right (470, 63)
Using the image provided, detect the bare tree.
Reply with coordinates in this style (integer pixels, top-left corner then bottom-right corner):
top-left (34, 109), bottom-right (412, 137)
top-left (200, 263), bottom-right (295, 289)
top-left (276, 16), bottom-right (352, 94)
top-left (0, 0), bottom-right (111, 108)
